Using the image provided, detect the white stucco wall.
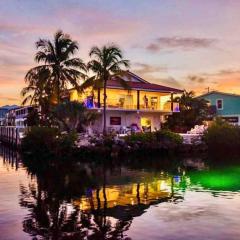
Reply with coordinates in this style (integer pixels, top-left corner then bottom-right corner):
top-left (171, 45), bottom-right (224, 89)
top-left (91, 110), bottom-right (168, 133)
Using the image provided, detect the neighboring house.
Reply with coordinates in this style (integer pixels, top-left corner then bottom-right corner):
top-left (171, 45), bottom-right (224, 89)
top-left (4, 106), bottom-right (34, 127)
top-left (198, 91), bottom-right (240, 125)
top-left (14, 106), bottom-right (35, 127)
top-left (69, 71), bottom-right (183, 132)
top-left (0, 105), bottom-right (19, 126)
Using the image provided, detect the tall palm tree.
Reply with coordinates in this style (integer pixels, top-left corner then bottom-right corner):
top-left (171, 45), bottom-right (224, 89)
top-left (23, 30), bottom-right (87, 106)
top-left (86, 45), bottom-right (130, 134)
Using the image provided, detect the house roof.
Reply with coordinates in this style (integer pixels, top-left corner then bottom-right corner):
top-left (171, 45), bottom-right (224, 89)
top-left (0, 105), bottom-right (19, 110)
top-left (197, 90), bottom-right (240, 98)
top-left (125, 70), bottom-right (149, 83)
top-left (107, 78), bottom-right (183, 93)
top-left (106, 70), bottom-right (183, 93)
top-left (68, 71), bottom-right (183, 94)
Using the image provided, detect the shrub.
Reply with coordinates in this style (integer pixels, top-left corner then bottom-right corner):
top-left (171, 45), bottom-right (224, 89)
top-left (21, 127), bottom-right (59, 156)
top-left (203, 118), bottom-right (240, 153)
top-left (125, 132), bottom-right (156, 144)
top-left (155, 129), bottom-right (183, 145)
top-left (125, 130), bottom-right (183, 147)
top-left (56, 131), bottom-right (77, 155)
top-left (21, 127), bottom-right (76, 158)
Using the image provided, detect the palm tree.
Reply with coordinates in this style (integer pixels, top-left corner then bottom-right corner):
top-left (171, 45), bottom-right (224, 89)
top-left (165, 90), bottom-right (209, 131)
top-left (175, 90), bottom-right (195, 110)
top-left (21, 67), bottom-right (51, 105)
top-left (23, 30), bottom-right (87, 106)
top-left (86, 45), bottom-right (130, 134)
top-left (52, 101), bottom-right (98, 133)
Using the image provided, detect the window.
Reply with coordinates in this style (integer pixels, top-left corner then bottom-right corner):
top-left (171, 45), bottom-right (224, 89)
top-left (110, 117), bottom-right (121, 125)
top-left (222, 116), bottom-right (238, 123)
top-left (216, 99), bottom-right (223, 110)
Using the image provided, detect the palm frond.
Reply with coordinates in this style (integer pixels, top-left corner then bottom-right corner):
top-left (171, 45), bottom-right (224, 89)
top-left (63, 58), bottom-right (87, 71)
top-left (24, 30), bottom-right (87, 106)
top-left (80, 76), bottom-right (96, 90)
top-left (21, 95), bottom-right (33, 106)
top-left (61, 41), bottom-right (79, 60)
top-left (89, 46), bottom-right (101, 58)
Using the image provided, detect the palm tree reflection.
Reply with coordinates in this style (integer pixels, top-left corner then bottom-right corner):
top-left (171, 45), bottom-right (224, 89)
top-left (19, 161), bottom-right (183, 239)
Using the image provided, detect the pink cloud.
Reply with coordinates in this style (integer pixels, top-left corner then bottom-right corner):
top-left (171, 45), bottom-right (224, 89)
top-left (146, 37), bottom-right (217, 52)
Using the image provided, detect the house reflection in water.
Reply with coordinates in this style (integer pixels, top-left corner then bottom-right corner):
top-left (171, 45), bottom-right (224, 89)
top-left (0, 145), bottom-right (188, 239)
top-left (73, 169), bottom-right (185, 221)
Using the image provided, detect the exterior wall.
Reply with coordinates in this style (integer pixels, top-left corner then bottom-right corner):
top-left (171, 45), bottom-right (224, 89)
top-left (0, 109), bottom-right (8, 126)
top-left (91, 110), bottom-right (164, 133)
top-left (201, 93), bottom-right (240, 116)
top-left (219, 114), bottom-right (240, 125)
top-left (200, 92), bottom-right (240, 125)
top-left (0, 106), bottom-right (19, 126)
top-left (69, 86), bottom-right (180, 133)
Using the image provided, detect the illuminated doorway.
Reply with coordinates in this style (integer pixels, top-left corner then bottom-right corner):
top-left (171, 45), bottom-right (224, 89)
top-left (141, 117), bottom-right (151, 132)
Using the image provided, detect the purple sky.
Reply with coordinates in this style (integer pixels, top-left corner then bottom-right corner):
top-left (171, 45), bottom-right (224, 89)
top-left (1, 0), bottom-right (240, 105)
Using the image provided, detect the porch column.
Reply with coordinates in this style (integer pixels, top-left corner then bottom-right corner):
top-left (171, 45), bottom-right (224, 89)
top-left (137, 90), bottom-right (140, 110)
top-left (171, 92), bottom-right (174, 112)
top-left (97, 88), bottom-right (101, 108)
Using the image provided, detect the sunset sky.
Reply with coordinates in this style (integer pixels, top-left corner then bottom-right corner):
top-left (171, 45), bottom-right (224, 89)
top-left (1, 0), bottom-right (240, 105)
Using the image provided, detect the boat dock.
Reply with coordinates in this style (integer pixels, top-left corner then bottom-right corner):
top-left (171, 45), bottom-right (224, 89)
top-left (0, 126), bottom-right (22, 148)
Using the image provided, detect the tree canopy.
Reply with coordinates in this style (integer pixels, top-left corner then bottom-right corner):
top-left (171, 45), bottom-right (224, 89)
top-left (22, 30), bottom-right (87, 107)
top-left (85, 44), bottom-right (130, 133)
top-left (164, 91), bottom-right (210, 132)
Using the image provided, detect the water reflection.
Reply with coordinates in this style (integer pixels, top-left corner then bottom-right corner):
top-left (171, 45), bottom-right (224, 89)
top-left (18, 161), bottom-right (184, 239)
top-left (0, 145), bottom-right (21, 170)
top-left (1, 145), bottom-right (240, 240)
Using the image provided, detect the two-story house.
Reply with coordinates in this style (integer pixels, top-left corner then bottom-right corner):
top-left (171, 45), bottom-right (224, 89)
top-left (198, 91), bottom-right (240, 125)
top-left (69, 71), bottom-right (183, 133)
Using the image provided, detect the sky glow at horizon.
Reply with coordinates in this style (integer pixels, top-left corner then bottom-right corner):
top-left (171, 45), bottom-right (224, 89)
top-left (1, 0), bottom-right (240, 105)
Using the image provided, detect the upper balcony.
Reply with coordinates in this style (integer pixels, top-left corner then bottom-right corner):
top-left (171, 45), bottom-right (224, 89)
top-left (103, 96), bottom-right (179, 112)
top-left (82, 90), bottom-right (180, 113)
top-left (69, 71), bottom-right (183, 113)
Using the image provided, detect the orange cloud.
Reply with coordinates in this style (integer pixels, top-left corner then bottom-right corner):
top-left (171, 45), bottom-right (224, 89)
top-left (186, 69), bottom-right (240, 95)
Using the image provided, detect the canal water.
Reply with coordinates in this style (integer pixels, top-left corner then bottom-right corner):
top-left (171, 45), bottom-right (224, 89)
top-left (0, 146), bottom-right (240, 240)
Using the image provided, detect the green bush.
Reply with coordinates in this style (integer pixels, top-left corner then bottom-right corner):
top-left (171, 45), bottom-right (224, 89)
top-left (203, 118), bottom-right (240, 153)
top-left (21, 127), bottom-right (58, 155)
top-left (21, 127), bottom-right (76, 158)
top-left (125, 132), bottom-right (156, 143)
top-left (155, 129), bottom-right (183, 145)
top-left (125, 130), bottom-right (183, 146)
top-left (56, 131), bottom-right (77, 154)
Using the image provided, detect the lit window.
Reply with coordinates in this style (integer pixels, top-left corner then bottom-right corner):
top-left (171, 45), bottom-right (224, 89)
top-left (216, 99), bottom-right (223, 110)
top-left (110, 117), bottom-right (121, 125)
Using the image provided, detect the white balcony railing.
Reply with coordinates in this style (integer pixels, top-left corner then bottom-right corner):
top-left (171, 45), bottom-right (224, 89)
top-left (104, 100), bottom-right (179, 112)
top-left (85, 96), bottom-right (180, 112)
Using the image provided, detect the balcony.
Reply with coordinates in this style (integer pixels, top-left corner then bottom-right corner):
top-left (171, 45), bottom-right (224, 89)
top-left (105, 102), bottom-right (179, 112)
top-left (86, 96), bottom-right (179, 112)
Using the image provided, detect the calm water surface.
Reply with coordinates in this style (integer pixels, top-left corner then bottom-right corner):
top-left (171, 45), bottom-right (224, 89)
top-left (0, 146), bottom-right (240, 240)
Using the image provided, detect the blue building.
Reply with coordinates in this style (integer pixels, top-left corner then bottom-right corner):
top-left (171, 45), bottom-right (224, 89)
top-left (198, 91), bottom-right (240, 125)
top-left (0, 105), bottom-right (18, 125)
